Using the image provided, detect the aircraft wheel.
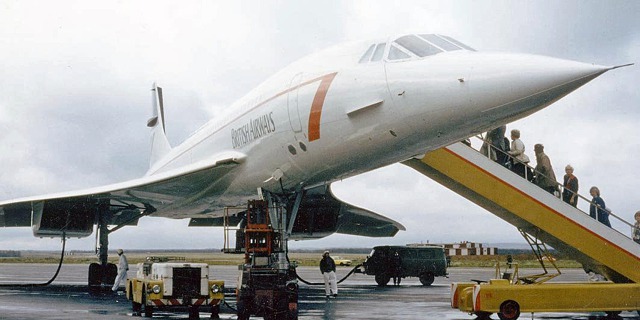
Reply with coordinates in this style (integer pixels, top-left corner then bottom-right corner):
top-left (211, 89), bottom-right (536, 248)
top-left (498, 300), bottom-right (520, 320)
top-left (419, 272), bottom-right (435, 286)
top-left (375, 273), bottom-right (390, 286)
top-left (104, 263), bottom-right (117, 285)
top-left (88, 263), bottom-right (102, 294)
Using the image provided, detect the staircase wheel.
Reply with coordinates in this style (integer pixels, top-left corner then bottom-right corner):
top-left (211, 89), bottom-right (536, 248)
top-left (498, 300), bottom-right (520, 320)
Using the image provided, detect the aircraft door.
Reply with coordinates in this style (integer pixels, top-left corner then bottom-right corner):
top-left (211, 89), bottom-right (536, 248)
top-left (287, 73), bottom-right (303, 133)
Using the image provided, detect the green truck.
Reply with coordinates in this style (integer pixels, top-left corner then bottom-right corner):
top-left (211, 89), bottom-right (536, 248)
top-left (360, 245), bottom-right (448, 286)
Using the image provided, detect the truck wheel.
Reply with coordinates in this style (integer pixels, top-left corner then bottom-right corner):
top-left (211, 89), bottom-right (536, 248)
top-left (475, 311), bottom-right (492, 319)
top-left (143, 304), bottom-right (153, 318)
top-left (131, 283), bottom-right (141, 316)
top-left (375, 273), bottom-right (390, 286)
top-left (210, 304), bottom-right (220, 319)
top-left (287, 308), bottom-right (298, 320)
top-left (131, 300), bottom-right (142, 317)
top-left (188, 305), bottom-right (200, 320)
top-left (498, 300), bottom-right (520, 320)
top-left (237, 299), bottom-right (250, 320)
top-left (141, 290), bottom-right (153, 318)
top-left (419, 272), bottom-right (435, 286)
top-left (605, 311), bottom-right (620, 317)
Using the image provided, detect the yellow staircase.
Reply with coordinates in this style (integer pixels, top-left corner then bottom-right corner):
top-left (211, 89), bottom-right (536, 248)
top-left (403, 142), bottom-right (640, 283)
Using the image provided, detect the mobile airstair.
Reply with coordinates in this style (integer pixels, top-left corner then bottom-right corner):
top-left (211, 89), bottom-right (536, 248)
top-left (404, 140), bottom-right (640, 319)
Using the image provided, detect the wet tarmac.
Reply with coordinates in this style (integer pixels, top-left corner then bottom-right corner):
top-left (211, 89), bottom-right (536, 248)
top-left (0, 264), bottom-right (638, 319)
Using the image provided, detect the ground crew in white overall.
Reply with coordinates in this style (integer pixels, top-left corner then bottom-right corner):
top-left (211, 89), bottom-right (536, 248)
top-left (112, 249), bottom-right (128, 292)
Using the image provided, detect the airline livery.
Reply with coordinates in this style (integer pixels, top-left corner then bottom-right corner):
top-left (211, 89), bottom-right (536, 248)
top-left (0, 34), bottom-right (622, 270)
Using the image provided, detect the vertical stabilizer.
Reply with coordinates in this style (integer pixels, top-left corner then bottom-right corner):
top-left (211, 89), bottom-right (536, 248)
top-left (147, 83), bottom-right (172, 168)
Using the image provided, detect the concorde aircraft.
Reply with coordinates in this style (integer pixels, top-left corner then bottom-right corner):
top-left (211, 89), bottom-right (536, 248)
top-left (0, 34), bottom-right (621, 279)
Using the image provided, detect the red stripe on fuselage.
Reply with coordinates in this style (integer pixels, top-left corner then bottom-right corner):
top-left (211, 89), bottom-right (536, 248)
top-left (308, 72), bottom-right (337, 141)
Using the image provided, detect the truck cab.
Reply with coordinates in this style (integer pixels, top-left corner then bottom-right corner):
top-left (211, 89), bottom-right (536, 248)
top-left (126, 257), bottom-right (224, 319)
top-left (362, 245), bottom-right (447, 286)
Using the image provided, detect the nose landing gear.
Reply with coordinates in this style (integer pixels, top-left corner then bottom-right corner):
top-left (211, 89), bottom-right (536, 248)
top-left (228, 200), bottom-right (299, 320)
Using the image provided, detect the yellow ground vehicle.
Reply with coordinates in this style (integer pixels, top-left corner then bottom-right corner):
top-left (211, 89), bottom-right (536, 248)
top-left (333, 256), bottom-right (352, 266)
top-left (451, 255), bottom-right (640, 320)
top-left (126, 258), bottom-right (224, 319)
top-left (453, 279), bottom-right (640, 320)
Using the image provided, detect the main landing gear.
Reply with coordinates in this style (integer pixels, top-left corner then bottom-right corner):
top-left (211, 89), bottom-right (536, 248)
top-left (88, 203), bottom-right (153, 294)
top-left (88, 212), bottom-right (117, 294)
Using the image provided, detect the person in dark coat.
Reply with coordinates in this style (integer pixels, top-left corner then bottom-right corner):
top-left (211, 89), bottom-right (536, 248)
top-left (533, 144), bottom-right (558, 194)
top-left (320, 251), bottom-right (338, 298)
top-left (489, 125), bottom-right (508, 165)
top-left (589, 186), bottom-right (611, 227)
top-left (391, 251), bottom-right (402, 286)
top-left (562, 165), bottom-right (579, 207)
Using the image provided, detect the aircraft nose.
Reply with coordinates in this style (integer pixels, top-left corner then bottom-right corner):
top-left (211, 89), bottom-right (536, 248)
top-left (468, 53), bottom-right (612, 119)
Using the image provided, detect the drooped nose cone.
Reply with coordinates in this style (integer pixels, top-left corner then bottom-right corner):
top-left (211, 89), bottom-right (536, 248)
top-left (467, 53), bottom-right (611, 120)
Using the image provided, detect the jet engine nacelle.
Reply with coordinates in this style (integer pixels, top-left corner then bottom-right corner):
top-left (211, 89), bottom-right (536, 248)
top-left (31, 198), bottom-right (97, 238)
top-left (289, 194), bottom-right (340, 240)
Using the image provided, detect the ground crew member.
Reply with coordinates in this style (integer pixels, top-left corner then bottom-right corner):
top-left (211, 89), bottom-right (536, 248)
top-left (391, 251), bottom-right (402, 286)
top-left (112, 249), bottom-right (129, 292)
top-left (320, 250), bottom-right (337, 298)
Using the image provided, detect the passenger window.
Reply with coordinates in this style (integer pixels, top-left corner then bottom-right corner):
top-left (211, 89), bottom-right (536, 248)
top-left (371, 43), bottom-right (386, 62)
top-left (419, 34), bottom-right (461, 51)
top-left (388, 45), bottom-right (411, 60)
top-left (359, 44), bottom-right (376, 63)
top-left (395, 35), bottom-right (442, 57)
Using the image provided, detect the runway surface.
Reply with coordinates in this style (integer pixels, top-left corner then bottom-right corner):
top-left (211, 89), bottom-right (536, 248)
top-left (0, 263), bottom-right (638, 319)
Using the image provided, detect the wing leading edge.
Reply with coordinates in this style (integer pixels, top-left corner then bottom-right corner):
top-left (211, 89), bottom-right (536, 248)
top-left (0, 151), bottom-right (246, 237)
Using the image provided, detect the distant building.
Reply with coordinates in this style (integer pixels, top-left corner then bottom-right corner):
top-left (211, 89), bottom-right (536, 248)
top-left (408, 241), bottom-right (498, 256)
top-left (0, 250), bottom-right (21, 258)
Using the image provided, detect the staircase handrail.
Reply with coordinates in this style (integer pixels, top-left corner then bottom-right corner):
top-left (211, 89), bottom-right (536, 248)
top-left (470, 134), bottom-right (636, 239)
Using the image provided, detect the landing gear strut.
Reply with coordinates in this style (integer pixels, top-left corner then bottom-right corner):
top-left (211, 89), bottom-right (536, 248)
top-left (232, 199), bottom-right (298, 320)
top-left (88, 210), bottom-right (117, 294)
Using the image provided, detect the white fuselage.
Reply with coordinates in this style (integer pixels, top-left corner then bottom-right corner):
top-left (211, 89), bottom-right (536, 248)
top-left (145, 36), bottom-right (609, 216)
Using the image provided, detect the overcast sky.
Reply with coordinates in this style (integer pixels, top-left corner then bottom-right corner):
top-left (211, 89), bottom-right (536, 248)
top-left (0, 0), bottom-right (638, 252)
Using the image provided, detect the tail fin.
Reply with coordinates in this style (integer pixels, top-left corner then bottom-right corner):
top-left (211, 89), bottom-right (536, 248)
top-left (147, 83), bottom-right (172, 168)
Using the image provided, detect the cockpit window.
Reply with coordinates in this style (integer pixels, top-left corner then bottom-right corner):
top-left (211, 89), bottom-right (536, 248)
top-left (358, 34), bottom-right (474, 64)
top-left (359, 43), bottom-right (386, 64)
top-left (358, 44), bottom-right (376, 63)
top-left (394, 35), bottom-right (442, 57)
top-left (419, 34), bottom-right (462, 51)
top-left (388, 44), bottom-right (411, 60)
top-left (440, 35), bottom-right (476, 51)
top-left (371, 42), bottom-right (386, 62)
